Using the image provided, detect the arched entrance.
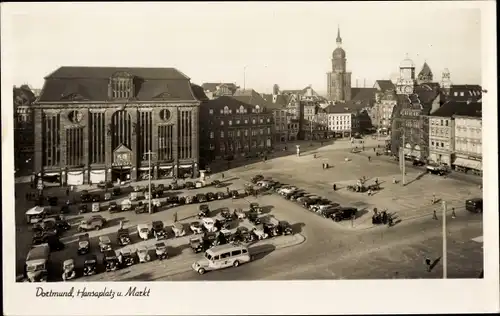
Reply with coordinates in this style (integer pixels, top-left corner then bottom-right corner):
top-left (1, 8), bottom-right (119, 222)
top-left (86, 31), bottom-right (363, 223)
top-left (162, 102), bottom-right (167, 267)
top-left (111, 111), bottom-right (132, 182)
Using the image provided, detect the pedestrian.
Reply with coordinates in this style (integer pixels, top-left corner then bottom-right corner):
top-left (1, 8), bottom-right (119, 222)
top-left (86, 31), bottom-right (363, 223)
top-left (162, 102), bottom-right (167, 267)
top-left (368, 156), bottom-right (371, 162)
top-left (373, 148), bottom-right (376, 152)
top-left (432, 194), bottom-right (436, 204)
top-left (221, 173), bottom-right (224, 179)
top-left (66, 187), bottom-right (70, 196)
top-left (333, 184), bottom-right (337, 191)
top-left (119, 220), bottom-right (124, 230)
top-left (375, 178), bottom-right (379, 186)
top-left (392, 176), bottom-right (396, 184)
top-left (433, 210), bottom-right (438, 220)
top-left (425, 257), bottom-right (432, 272)
top-left (173, 212), bottom-right (178, 223)
top-left (226, 187), bottom-right (230, 194)
top-left (451, 208), bottom-right (456, 218)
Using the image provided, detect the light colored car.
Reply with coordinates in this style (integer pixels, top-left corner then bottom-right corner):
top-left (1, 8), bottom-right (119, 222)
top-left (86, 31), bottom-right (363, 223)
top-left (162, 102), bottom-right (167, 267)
top-left (190, 221), bottom-right (203, 234)
top-left (234, 208), bottom-right (245, 219)
top-left (78, 215), bottom-right (106, 232)
top-left (137, 224), bottom-right (151, 240)
top-left (202, 217), bottom-right (217, 233)
top-left (172, 222), bottom-right (186, 237)
top-left (278, 186), bottom-right (297, 195)
top-left (98, 235), bottom-right (112, 252)
top-left (251, 226), bottom-right (268, 240)
top-left (137, 246), bottom-right (151, 263)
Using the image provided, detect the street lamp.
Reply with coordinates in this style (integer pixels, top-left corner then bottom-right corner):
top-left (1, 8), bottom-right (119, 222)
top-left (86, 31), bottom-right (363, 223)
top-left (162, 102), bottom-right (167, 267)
top-left (142, 151), bottom-right (156, 214)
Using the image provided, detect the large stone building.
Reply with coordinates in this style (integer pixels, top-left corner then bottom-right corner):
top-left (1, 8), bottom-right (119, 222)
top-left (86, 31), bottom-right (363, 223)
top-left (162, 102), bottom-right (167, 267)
top-left (452, 101), bottom-right (482, 176)
top-left (13, 85), bottom-right (37, 173)
top-left (326, 27), bottom-right (352, 102)
top-left (391, 57), bottom-right (441, 159)
top-left (33, 66), bottom-right (201, 185)
top-left (201, 82), bottom-right (239, 99)
top-left (198, 93), bottom-right (274, 165)
top-left (371, 80), bottom-right (397, 133)
top-left (325, 105), bottom-right (354, 138)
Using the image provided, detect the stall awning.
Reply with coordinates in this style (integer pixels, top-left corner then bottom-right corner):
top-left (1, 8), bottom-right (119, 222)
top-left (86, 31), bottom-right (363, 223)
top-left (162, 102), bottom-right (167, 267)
top-left (453, 157), bottom-right (481, 170)
top-left (179, 164), bottom-right (193, 168)
top-left (158, 166), bottom-right (173, 170)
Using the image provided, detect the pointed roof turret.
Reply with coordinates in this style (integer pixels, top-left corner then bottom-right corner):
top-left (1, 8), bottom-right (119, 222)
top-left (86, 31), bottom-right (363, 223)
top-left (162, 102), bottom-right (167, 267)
top-left (418, 62), bottom-right (433, 77)
top-left (336, 25), bottom-right (342, 46)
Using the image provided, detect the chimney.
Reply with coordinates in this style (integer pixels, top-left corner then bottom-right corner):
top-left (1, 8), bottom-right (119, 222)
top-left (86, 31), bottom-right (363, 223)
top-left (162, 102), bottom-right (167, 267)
top-left (364, 79), bottom-right (366, 88)
top-left (356, 79), bottom-right (358, 88)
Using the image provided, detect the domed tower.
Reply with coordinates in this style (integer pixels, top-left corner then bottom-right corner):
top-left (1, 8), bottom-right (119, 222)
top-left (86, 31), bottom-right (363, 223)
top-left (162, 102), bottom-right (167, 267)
top-left (417, 62), bottom-right (433, 84)
top-left (326, 26), bottom-right (352, 102)
top-left (272, 84), bottom-right (280, 95)
top-left (396, 55), bottom-right (416, 95)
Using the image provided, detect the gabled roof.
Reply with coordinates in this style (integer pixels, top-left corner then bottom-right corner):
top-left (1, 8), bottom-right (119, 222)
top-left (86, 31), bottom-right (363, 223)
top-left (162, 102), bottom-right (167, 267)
top-left (374, 80), bottom-right (395, 92)
top-left (14, 85), bottom-right (36, 106)
top-left (201, 82), bottom-right (239, 93)
top-left (232, 89), bottom-right (279, 110)
top-left (203, 95), bottom-right (275, 113)
top-left (430, 101), bottom-right (482, 118)
top-left (325, 104), bottom-right (355, 114)
top-left (190, 84), bottom-right (209, 101)
top-left (38, 66), bottom-right (198, 102)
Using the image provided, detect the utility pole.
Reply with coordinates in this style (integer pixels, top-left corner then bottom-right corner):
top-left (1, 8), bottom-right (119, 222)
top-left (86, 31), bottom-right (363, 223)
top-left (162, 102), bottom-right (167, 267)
top-left (243, 66), bottom-right (248, 91)
top-left (401, 132), bottom-right (406, 185)
top-left (442, 200), bottom-right (448, 279)
top-left (143, 151), bottom-right (156, 214)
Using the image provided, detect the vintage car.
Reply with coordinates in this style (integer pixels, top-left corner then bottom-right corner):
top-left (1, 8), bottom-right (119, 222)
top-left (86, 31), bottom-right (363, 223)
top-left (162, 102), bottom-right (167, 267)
top-left (83, 254), bottom-right (98, 276)
top-left (251, 225), bottom-right (269, 240)
top-left (172, 222), bottom-right (186, 237)
top-left (185, 195), bottom-right (196, 204)
top-left (205, 192), bottom-right (216, 201)
top-left (134, 202), bottom-right (148, 214)
top-left (290, 191), bottom-right (306, 201)
top-left (80, 190), bottom-right (91, 203)
top-left (198, 204), bottom-right (210, 218)
top-left (137, 246), bottom-right (151, 263)
top-left (249, 203), bottom-right (262, 214)
top-left (77, 233), bottom-right (90, 255)
top-left (278, 186), bottom-right (297, 196)
top-left (196, 193), bottom-right (207, 203)
top-left (277, 221), bottom-right (293, 235)
top-left (34, 218), bottom-right (58, 236)
top-left (103, 251), bottom-right (119, 272)
top-left (218, 228), bottom-right (232, 244)
top-left (330, 207), bottom-right (357, 221)
top-left (43, 216), bottom-right (71, 233)
top-left (121, 199), bottom-right (132, 211)
top-left (190, 236), bottom-right (204, 253)
top-left (178, 196), bottom-right (186, 205)
top-left (98, 235), bottom-right (113, 252)
top-left (232, 227), bottom-right (254, 243)
top-left (108, 201), bottom-right (119, 213)
top-left (189, 221), bottom-right (203, 234)
top-left (78, 204), bottom-right (89, 214)
top-left (203, 232), bottom-right (219, 249)
top-left (195, 181), bottom-right (204, 188)
top-left (62, 259), bottom-right (76, 281)
top-left (219, 207), bottom-right (232, 220)
top-left (112, 187), bottom-right (121, 196)
top-left (91, 202), bottom-right (100, 213)
top-left (261, 216), bottom-right (280, 237)
top-left (129, 191), bottom-right (144, 202)
top-left (320, 206), bottom-right (340, 218)
top-left (78, 215), bottom-right (106, 232)
top-left (117, 228), bottom-right (131, 246)
top-left (133, 185), bottom-right (145, 192)
top-left (426, 164), bottom-right (448, 176)
top-left (303, 196), bottom-right (321, 208)
top-left (91, 194), bottom-right (100, 203)
top-left (214, 218), bottom-right (231, 231)
top-left (120, 248), bottom-right (136, 267)
top-left (311, 202), bottom-right (335, 213)
top-left (97, 181), bottom-right (113, 189)
top-left (185, 181), bottom-right (195, 190)
top-left (104, 192), bottom-right (112, 201)
top-left (60, 205), bottom-right (70, 214)
top-left (212, 180), bottom-right (223, 188)
top-left (137, 224), bottom-right (152, 240)
top-left (166, 196), bottom-right (179, 205)
top-left (46, 196), bottom-right (59, 206)
top-left (155, 242), bottom-right (168, 260)
top-left (38, 234), bottom-right (64, 252)
top-left (233, 208), bottom-right (245, 219)
top-left (216, 191), bottom-right (228, 200)
top-left (247, 210), bottom-right (261, 225)
top-left (202, 217), bottom-right (217, 233)
top-left (230, 190), bottom-right (240, 199)
top-left (152, 221), bottom-right (167, 240)
top-left (251, 174), bottom-right (264, 184)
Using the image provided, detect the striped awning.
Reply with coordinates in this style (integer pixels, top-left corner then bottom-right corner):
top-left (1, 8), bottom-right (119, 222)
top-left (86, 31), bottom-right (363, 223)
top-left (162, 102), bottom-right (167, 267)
top-left (453, 157), bottom-right (481, 170)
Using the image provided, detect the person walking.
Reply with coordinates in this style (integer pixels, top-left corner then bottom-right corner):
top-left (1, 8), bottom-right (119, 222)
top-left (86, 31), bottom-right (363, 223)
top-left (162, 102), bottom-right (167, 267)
top-left (375, 178), bottom-right (379, 186)
top-left (368, 156), bottom-right (371, 162)
top-left (432, 194), bottom-right (436, 204)
top-left (373, 148), bottom-right (376, 152)
top-left (451, 207), bottom-right (456, 218)
top-left (173, 211), bottom-right (178, 223)
top-left (66, 187), bottom-right (70, 196)
top-left (425, 257), bottom-right (432, 272)
top-left (226, 187), bottom-right (230, 194)
top-left (432, 210), bottom-right (438, 220)
top-left (221, 173), bottom-right (224, 179)
top-left (333, 184), bottom-right (337, 191)
top-left (119, 220), bottom-right (124, 230)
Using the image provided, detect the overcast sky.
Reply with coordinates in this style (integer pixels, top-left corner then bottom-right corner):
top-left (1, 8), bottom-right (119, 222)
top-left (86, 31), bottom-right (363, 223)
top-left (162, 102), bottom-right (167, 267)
top-left (3, 2), bottom-right (485, 94)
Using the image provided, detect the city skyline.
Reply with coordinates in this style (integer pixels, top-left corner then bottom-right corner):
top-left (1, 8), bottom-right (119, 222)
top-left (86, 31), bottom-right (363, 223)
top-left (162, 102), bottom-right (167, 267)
top-left (6, 2), bottom-right (481, 93)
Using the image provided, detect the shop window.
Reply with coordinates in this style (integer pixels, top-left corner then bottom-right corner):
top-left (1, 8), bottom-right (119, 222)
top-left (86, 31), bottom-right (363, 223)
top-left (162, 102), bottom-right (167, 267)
top-left (220, 120), bottom-right (224, 126)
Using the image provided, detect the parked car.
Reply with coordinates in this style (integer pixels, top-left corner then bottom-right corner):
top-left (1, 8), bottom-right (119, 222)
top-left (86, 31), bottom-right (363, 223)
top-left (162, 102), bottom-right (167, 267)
top-left (251, 174), bottom-right (264, 184)
top-left (426, 164), bottom-right (448, 176)
top-left (249, 203), bottom-right (262, 214)
top-left (190, 236), bottom-right (204, 253)
top-left (172, 222), bottom-right (186, 237)
top-left (321, 207), bottom-right (340, 218)
top-left (198, 204), bottom-right (210, 218)
top-left (205, 192), bottom-right (216, 201)
top-left (117, 228), bottom-right (131, 246)
top-left (83, 254), bottom-right (98, 276)
top-left (78, 204), bottom-right (89, 214)
top-left (137, 224), bottom-right (152, 240)
top-left (137, 246), bottom-right (152, 263)
top-left (219, 207), bottom-right (232, 220)
top-left (196, 193), bottom-right (207, 203)
top-left (247, 210), bottom-right (261, 225)
top-left (230, 190), bottom-right (240, 199)
top-left (78, 215), bottom-right (106, 232)
top-left (91, 194), bottom-right (100, 202)
top-left (465, 198), bottom-right (483, 213)
top-left (233, 208), bottom-right (245, 219)
top-left (216, 191), bottom-right (228, 200)
top-left (152, 221), bottom-right (167, 240)
top-left (251, 225), bottom-right (269, 240)
top-left (185, 181), bottom-right (195, 190)
top-left (80, 190), bottom-right (91, 203)
top-left (277, 221), bottom-right (293, 235)
top-left (202, 232), bottom-right (219, 249)
top-left (155, 242), bottom-right (168, 260)
top-left (134, 202), bottom-right (147, 214)
top-left (77, 233), bottom-right (90, 255)
top-left (232, 226), bottom-right (254, 243)
top-left (108, 201), bottom-right (119, 213)
top-left (97, 181), bottom-right (113, 189)
top-left (185, 195), bottom-right (196, 204)
top-left (330, 207), bottom-right (357, 221)
top-left (99, 235), bottom-right (113, 252)
top-left (120, 248), bottom-right (136, 267)
top-left (202, 217), bottom-right (217, 233)
top-left (190, 221), bottom-right (203, 234)
top-left (104, 251), bottom-right (119, 272)
top-left (112, 187), bottom-right (121, 196)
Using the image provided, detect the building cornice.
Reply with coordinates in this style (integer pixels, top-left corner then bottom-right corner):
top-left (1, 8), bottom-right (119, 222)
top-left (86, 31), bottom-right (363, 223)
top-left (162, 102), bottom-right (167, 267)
top-left (32, 101), bottom-right (200, 109)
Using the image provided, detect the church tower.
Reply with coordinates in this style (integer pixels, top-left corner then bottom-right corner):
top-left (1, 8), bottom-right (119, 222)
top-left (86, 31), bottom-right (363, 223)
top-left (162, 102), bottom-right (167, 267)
top-left (396, 54), bottom-right (416, 95)
top-left (326, 26), bottom-right (352, 102)
top-left (417, 62), bottom-right (434, 84)
top-left (440, 68), bottom-right (452, 95)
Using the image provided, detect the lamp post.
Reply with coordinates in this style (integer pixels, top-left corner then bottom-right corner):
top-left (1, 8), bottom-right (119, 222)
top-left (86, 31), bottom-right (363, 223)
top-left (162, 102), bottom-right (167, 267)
top-left (243, 66), bottom-right (248, 91)
top-left (143, 151), bottom-right (156, 214)
top-left (442, 200), bottom-right (448, 279)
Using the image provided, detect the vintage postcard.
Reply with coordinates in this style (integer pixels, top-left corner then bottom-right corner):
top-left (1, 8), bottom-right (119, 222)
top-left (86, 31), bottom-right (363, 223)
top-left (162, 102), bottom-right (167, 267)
top-left (2, 1), bottom-right (498, 315)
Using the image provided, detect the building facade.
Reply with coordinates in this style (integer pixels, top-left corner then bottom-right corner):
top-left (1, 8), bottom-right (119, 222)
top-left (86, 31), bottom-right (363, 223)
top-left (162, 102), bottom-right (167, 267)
top-left (33, 67), bottom-right (201, 185)
top-left (326, 106), bottom-right (353, 138)
top-left (371, 80), bottom-right (397, 133)
top-left (452, 102), bottom-right (482, 176)
top-left (326, 27), bottom-right (352, 102)
top-left (201, 82), bottom-right (239, 99)
top-left (199, 95), bottom-right (274, 164)
top-left (428, 114), bottom-right (455, 166)
top-left (14, 85), bottom-right (37, 173)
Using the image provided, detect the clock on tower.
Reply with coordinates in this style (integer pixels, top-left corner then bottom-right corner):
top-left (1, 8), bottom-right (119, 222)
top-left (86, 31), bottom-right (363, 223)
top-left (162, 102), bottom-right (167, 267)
top-left (404, 85), bottom-right (413, 94)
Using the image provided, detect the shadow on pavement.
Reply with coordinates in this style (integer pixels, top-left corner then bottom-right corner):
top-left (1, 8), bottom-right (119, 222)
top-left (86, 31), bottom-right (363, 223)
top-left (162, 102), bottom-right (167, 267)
top-left (107, 217), bottom-right (127, 228)
top-left (430, 256), bottom-right (441, 272)
top-left (291, 222), bottom-right (306, 234)
top-left (248, 244), bottom-right (276, 261)
top-left (354, 208), bottom-right (369, 219)
top-left (167, 243), bottom-right (191, 258)
top-left (121, 272), bottom-right (154, 282)
top-left (260, 205), bottom-right (274, 214)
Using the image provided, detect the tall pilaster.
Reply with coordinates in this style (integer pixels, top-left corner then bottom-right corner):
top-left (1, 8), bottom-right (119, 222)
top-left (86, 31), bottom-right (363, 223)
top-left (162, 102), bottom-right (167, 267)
top-left (172, 107), bottom-right (179, 177)
top-left (81, 109), bottom-right (89, 183)
top-left (33, 109), bottom-right (43, 174)
top-left (151, 108), bottom-right (159, 179)
top-left (129, 108), bottom-right (138, 181)
top-left (104, 109), bottom-right (113, 181)
top-left (191, 107), bottom-right (199, 178)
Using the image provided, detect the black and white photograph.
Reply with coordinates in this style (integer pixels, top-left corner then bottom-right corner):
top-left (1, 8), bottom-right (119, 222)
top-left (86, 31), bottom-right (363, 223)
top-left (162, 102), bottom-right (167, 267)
top-left (2, 1), bottom-right (498, 315)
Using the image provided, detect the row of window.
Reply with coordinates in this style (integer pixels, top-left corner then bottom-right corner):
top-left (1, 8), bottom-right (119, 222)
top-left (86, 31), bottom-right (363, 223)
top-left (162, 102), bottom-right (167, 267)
top-left (210, 105), bottom-right (262, 115)
top-left (219, 117), bottom-right (271, 126)
top-left (214, 139), bottom-right (272, 151)
top-left (431, 119), bottom-right (450, 126)
top-left (210, 127), bottom-right (272, 138)
top-left (430, 127), bottom-right (450, 136)
top-left (455, 138), bottom-right (482, 145)
top-left (453, 91), bottom-right (480, 97)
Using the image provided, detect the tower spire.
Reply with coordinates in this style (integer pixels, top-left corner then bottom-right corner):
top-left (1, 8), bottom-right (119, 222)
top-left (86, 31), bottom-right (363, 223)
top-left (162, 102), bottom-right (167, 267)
top-left (336, 25), bottom-right (342, 46)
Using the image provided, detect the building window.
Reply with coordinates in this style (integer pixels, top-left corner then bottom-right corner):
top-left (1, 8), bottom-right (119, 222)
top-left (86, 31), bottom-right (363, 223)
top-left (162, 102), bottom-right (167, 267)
top-left (441, 142), bottom-right (444, 147)
top-left (431, 141), bottom-right (435, 146)
top-left (220, 109), bottom-right (223, 114)
top-left (210, 132), bottom-right (214, 139)
top-left (260, 119), bottom-right (264, 124)
top-left (244, 129), bottom-right (248, 137)
top-left (229, 120), bottom-right (232, 126)
top-left (445, 120), bottom-right (449, 126)
top-left (440, 120), bottom-right (443, 126)
top-left (268, 127), bottom-right (272, 134)
top-left (110, 72), bottom-right (134, 99)
top-left (244, 119), bottom-right (248, 124)
top-left (239, 105), bottom-right (245, 114)
top-left (220, 131), bottom-right (224, 138)
top-left (260, 129), bottom-right (264, 135)
top-left (252, 119), bottom-right (256, 124)
top-left (460, 92), bottom-right (464, 97)
top-left (209, 109), bottom-right (214, 115)
top-left (224, 106), bottom-right (230, 114)
top-left (236, 120), bottom-right (240, 124)
top-left (220, 120), bottom-right (224, 126)
top-left (255, 105), bottom-right (260, 113)
top-left (236, 130), bottom-right (240, 137)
